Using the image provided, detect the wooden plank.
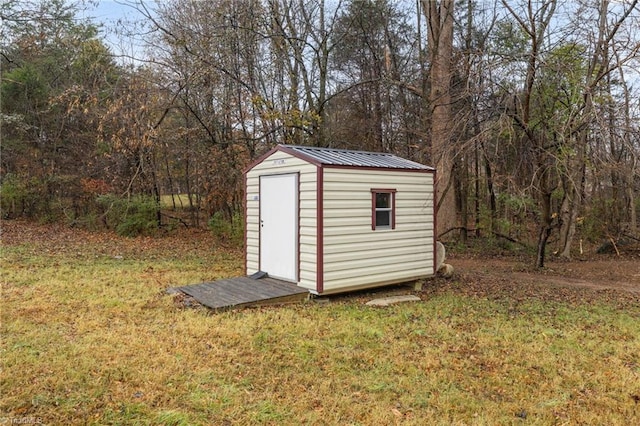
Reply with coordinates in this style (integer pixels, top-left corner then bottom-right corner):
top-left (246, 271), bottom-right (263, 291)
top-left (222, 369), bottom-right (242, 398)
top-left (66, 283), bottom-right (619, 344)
top-left (176, 276), bottom-right (308, 310)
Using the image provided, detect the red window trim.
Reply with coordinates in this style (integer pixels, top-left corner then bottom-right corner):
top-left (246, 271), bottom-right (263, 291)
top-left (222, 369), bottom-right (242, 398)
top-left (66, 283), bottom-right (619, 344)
top-left (370, 188), bottom-right (396, 230)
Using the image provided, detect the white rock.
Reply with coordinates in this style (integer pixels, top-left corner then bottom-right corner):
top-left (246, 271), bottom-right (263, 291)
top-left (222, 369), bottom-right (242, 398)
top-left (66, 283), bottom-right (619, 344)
top-left (438, 263), bottom-right (454, 278)
top-left (435, 241), bottom-right (446, 271)
top-left (366, 295), bottom-right (421, 307)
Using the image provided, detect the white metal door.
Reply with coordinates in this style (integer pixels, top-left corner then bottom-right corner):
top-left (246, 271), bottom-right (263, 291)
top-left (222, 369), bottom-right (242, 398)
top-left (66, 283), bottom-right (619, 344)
top-left (259, 174), bottom-right (298, 281)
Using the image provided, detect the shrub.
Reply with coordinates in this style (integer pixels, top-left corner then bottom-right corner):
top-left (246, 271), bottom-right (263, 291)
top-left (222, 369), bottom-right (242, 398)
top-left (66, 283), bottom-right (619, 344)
top-left (0, 174), bottom-right (50, 219)
top-left (208, 211), bottom-right (244, 245)
top-left (0, 173), bottom-right (26, 218)
top-left (96, 194), bottom-right (159, 236)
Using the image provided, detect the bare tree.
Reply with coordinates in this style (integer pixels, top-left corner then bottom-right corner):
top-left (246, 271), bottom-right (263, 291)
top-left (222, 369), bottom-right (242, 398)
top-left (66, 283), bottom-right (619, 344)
top-left (499, 0), bottom-right (558, 267)
top-left (420, 0), bottom-right (456, 238)
top-left (556, 0), bottom-right (639, 257)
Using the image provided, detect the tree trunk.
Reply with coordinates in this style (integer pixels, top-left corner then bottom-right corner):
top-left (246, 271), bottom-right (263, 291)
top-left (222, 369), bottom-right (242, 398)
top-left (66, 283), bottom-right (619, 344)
top-left (629, 184), bottom-right (637, 234)
top-left (536, 175), bottom-right (554, 268)
top-left (536, 224), bottom-right (552, 268)
top-left (558, 190), bottom-right (577, 258)
top-left (421, 0), bottom-right (456, 238)
top-left (474, 141), bottom-right (481, 238)
top-left (482, 142), bottom-right (497, 233)
top-left (457, 160), bottom-right (468, 243)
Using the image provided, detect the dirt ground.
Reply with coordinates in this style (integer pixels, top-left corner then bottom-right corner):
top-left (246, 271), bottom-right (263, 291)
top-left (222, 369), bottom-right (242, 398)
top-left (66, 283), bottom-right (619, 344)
top-left (451, 254), bottom-right (640, 295)
top-left (419, 248), bottom-right (640, 309)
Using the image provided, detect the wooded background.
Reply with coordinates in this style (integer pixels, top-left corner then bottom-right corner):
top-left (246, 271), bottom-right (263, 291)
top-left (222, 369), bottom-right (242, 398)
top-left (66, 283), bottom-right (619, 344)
top-left (2, 0), bottom-right (638, 266)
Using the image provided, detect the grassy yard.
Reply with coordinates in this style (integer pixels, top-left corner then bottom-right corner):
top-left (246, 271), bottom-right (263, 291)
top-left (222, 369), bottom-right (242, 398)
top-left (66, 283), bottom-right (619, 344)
top-left (1, 222), bottom-right (639, 425)
top-left (159, 194), bottom-right (199, 210)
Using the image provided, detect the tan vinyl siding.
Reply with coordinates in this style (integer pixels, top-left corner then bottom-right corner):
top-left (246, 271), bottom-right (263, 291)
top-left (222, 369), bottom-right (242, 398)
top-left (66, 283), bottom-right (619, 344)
top-left (245, 151), bottom-right (317, 290)
top-left (322, 168), bottom-right (434, 292)
top-left (323, 269), bottom-right (429, 292)
top-left (324, 229), bottom-right (433, 246)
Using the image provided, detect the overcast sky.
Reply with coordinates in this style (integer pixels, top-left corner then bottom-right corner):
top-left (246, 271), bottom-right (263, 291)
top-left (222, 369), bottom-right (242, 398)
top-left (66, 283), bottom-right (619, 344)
top-left (80, 0), bottom-right (151, 64)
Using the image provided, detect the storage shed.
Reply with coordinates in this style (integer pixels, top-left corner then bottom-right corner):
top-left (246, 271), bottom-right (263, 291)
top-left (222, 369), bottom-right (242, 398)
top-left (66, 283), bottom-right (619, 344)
top-left (244, 144), bottom-right (436, 295)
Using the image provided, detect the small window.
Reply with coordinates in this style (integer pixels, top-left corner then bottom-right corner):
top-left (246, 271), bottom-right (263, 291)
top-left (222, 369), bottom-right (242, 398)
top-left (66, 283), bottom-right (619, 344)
top-left (371, 189), bottom-right (396, 230)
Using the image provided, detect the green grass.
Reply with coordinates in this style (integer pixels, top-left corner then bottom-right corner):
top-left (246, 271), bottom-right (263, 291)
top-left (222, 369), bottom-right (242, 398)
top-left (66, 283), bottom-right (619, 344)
top-left (2, 224), bottom-right (639, 425)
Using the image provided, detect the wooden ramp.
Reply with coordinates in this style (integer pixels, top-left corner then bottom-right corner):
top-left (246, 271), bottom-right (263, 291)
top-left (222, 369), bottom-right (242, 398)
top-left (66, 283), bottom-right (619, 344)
top-left (175, 276), bottom-right (309, 310)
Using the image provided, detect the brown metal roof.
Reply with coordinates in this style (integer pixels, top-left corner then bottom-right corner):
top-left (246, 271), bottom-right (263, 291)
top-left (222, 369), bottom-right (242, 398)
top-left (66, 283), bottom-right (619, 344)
top-left (280, 145), bottom-right (433, 170)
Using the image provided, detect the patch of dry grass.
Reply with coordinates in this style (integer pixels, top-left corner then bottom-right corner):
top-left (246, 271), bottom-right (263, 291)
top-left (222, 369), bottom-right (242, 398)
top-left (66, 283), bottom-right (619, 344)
top-left (1, 222), bottom-right (639, 425)
top-left (160, 194), bottom-right (198, 209)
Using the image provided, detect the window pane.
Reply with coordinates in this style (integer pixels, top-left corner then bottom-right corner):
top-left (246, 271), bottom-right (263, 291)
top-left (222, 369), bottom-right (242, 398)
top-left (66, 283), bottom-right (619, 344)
top-left (376, 210), bottom-right (391, 227)
top-left (376, 192), bottom-right (390, 208)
